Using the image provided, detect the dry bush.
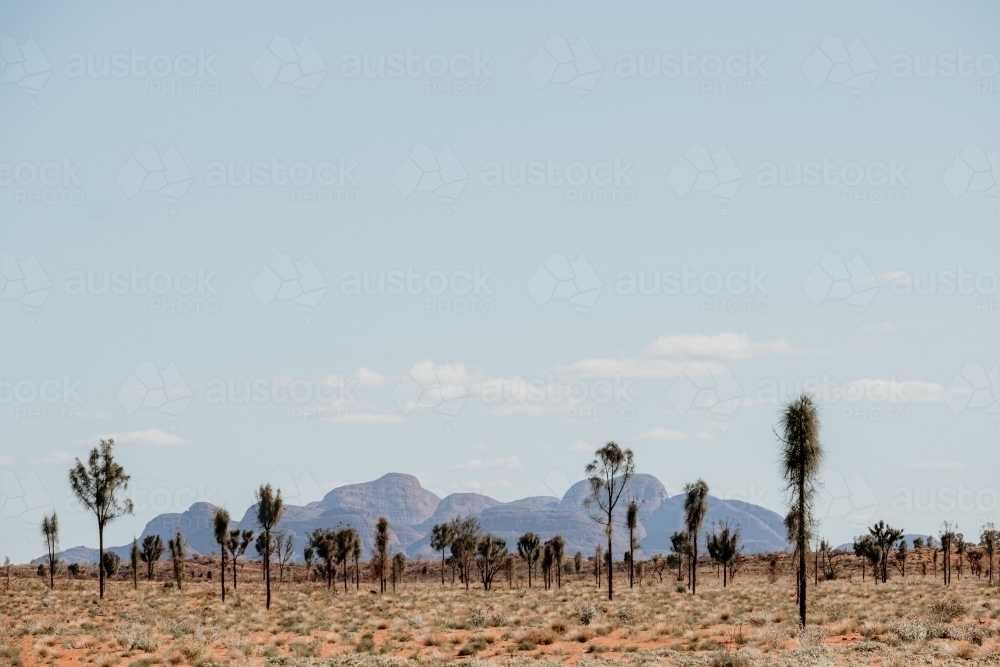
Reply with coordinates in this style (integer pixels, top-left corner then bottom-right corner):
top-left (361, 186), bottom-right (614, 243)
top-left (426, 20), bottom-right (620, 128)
top-left (112, 623), bottom-right (158, 652)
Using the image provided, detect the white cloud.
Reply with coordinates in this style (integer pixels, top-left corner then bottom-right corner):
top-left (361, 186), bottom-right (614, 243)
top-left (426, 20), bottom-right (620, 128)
top-left (548, 333), bottom-right (816, 381)
top-left (317, 411), bottom-right (407, 425)
top-left (453, 455), bottom-right (523, 470)
top-left (0, 455), bottom-right (13, 466)
top-left (634, 427), bottom-right (715, 442)
top-left (550, 358), bottom-right (686, 380)
top-left (905, 460), bottom-right (962, 470)
top-left (77, 429), bottom-right (193, 447)
top-left (352, 367), bottom-right (395, 389)
top-left (570, 440), bottom-right (594, 452)
top-left (487, 402), bottom-right (564, 417)
top-left (646, 332), bottom-right (814, 360)
top-left (839, 378), bottom-right (945, 403)
top-left (471, 442), bottom-right (490, 451)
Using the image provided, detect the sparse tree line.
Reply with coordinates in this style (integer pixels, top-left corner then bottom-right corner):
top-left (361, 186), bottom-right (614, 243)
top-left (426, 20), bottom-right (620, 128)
top-left (35, 439), bottom-right (749, 606)
top-left (17, 399), bottom-right (984, 625)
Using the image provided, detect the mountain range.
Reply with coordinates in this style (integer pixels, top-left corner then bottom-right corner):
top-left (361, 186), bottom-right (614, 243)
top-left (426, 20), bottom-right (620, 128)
top-left (37, 472), bottom-right (790, 565)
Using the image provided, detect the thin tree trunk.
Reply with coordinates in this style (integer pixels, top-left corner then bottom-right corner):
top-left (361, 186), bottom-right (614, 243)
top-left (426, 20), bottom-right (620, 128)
top-left (99, 525), bottom-right (105, 599)
top-left (221, 553), bottom-right (226, 602)
top-left (607, 532), bottom-right (614, 601)
top-left (629, 526), bottom-right (634, 588)
top-left (691, 530), bottom-right (698, 594)
top-left (798, 457), bottom-right (806, 627)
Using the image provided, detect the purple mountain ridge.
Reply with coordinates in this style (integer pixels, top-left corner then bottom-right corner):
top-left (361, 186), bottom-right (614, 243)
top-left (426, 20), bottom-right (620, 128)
top-left (36, 472), bottom-right (788, 565)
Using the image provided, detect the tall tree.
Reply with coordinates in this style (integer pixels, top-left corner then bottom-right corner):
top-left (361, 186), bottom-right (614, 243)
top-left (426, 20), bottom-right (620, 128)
top-left (391, 552), bottom-right (407, 592)
top-left (548, 535), bottom-right (565, 588)
top-left (254, 532), bottom-right (271, 581)
top-left (852, 534), bottom-right (878, 583)
top-left (981, 523), bottom-right (998, 583)
top-left (626, 500), bottom-right (639, 588)
top-left (102, 551), bottom-right (121, 581)
top-left (213, 507), bottom-right (231, 601)
top-left (683, 480), bottom-right (709, 593)
top-left (352, 532), bottom-right (362, 590)
top-left (940, 523), bottom-right (954, 586)
top-left (430, 523), bottom-right (456, 586)
top-left (670, 531), bottom-right (689, 582)
top-left (516, 532), bottom-right (541, 588)
top-left (307, 528), bottom-right (337, 588)
top-left (139, 534), bottom-right (163, 580)
top-left (335, 528), bottom-right (357, 591)
top-left (227, 529), bottom-right (254, 591)
top-left (706, 520), bottom-right (741, 587)
top-left (594, 544), bottom-right (603, 587)
top-left (541, 541), bottom-right (553, 589)
top-left (41, 512), bottom-right (58, 589)
top-left (68, 439), bottom-right (133, 598)
top-left (776, 395), bottom-right (824, 627)
top-left (129, 538), bottom-right (139, 589)
top-left (476, 534), bottom-right (508, 590)
top-left (868, 521), bottom-right (904, 583)
top-left (253, 484), bottom-right (284, 609)
top-left (449, 516), bottom-right (480, 590)
top-left (168, 530), bottom-right (185, 590)
top-left (374, 517), bottom-right (390, 593)
top-left (584, 441), bottom-right (635, 601)
top-left (274, 530), bottom-right (295, 584)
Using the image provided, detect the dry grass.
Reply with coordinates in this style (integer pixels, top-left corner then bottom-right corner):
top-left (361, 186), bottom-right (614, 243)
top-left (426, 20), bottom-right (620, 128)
top-left (2, 556), bottom-right (1000, 665)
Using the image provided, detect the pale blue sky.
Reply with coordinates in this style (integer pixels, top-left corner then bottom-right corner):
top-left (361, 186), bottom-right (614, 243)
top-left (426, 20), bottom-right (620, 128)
top-left (1, 0), bottom-right (998, 562)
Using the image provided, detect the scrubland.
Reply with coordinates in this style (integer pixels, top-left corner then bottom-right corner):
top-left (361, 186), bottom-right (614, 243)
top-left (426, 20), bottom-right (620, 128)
top-left (3, 555), bottom-right (1000, 667)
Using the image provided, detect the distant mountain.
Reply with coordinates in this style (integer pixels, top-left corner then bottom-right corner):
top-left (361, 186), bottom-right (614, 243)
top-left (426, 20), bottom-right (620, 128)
top-left (40, 472), bottom-right (789, 564)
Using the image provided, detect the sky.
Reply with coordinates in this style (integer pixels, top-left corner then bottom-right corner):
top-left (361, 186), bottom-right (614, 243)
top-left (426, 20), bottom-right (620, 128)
top-left (1, 0), bottom-right (998, 563)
